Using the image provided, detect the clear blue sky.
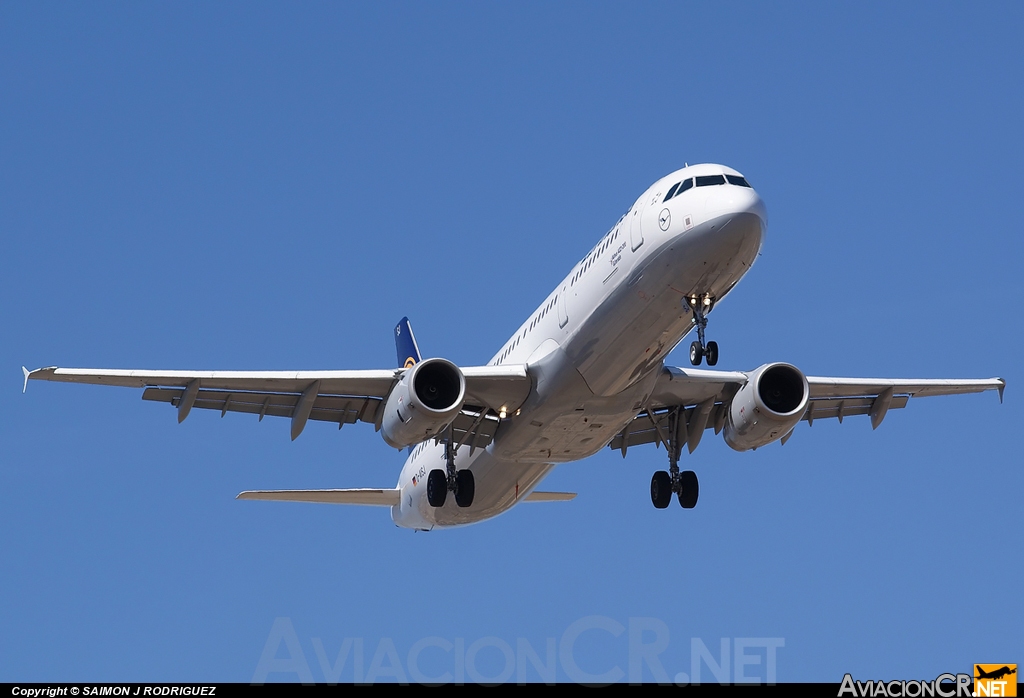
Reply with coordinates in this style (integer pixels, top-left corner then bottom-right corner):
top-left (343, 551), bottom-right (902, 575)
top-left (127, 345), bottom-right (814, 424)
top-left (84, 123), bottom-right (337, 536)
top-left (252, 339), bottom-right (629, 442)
top-left (2, 2), bottom-right (1020, 683)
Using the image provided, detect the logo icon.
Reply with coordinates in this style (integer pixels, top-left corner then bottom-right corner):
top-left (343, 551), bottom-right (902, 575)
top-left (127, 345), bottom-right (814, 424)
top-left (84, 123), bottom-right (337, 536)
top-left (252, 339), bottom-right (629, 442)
top-left (975, 664), bottom-right (1017, 697)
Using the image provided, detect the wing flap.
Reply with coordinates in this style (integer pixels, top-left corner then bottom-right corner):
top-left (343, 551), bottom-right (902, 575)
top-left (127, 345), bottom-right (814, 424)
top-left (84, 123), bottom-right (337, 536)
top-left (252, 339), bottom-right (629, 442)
top-left (802, 395), bottom-right (909, 423)
top-left (141, 387), bottom-right (382, 426)
top-left (236, 488), bottom-right (400, 506)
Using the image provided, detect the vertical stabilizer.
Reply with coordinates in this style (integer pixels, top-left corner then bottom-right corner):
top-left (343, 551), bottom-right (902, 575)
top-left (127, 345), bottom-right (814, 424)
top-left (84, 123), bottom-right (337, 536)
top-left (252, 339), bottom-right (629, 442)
top-left (395, 317), bottom-right (422, 369)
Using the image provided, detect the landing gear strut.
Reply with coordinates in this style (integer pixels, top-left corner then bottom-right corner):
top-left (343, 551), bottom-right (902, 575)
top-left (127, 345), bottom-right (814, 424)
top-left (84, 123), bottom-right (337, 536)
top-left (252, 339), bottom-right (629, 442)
top-left (649, 407), bottom-right (700, 509)
top-left (426, 423), bottom-right (475, 508)
top-left (687, 294), bottom-right (718, 366)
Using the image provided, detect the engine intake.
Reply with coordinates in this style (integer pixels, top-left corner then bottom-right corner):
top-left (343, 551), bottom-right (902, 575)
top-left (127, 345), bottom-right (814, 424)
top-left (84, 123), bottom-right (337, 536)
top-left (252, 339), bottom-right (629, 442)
top-left (724, 362), bottom-right (809, 452)
top-left (381, 358), bottom-right (466, 450)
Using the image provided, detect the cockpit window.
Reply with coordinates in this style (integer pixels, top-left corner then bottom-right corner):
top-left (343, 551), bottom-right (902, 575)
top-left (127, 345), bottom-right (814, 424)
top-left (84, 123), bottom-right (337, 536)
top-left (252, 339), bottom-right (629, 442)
top-left (663, 182), bottom-right (680, 202)
top-left (726, 175), bottom-right (751, 188)
top-left (664, 178), bottom-right (692, 203)
top-left (696, 175), bottom-right (726, 187)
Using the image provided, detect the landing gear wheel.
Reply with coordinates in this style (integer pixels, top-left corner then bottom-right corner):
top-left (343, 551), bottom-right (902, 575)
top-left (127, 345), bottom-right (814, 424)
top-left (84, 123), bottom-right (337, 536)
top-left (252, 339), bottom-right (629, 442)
top-left (687, 294), bottom-right (718, 367)
top-left (427, 469), bottom-right (447, 507)
top-left (677, 470), bottom-right (699, 509)
top-left (689, 341), bottom-right (704, 366)
top-left (651, 471), bottom-right (672, 509)
top-left (454, 469), bottom-right (475, 508)
top-left (705, 341), bottom-right (719, 367)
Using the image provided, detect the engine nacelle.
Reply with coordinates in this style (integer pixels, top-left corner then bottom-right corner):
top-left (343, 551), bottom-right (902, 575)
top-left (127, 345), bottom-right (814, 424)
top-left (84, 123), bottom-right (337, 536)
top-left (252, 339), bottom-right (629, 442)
top-left (380, 358), bottom-right (466, 450)
top-left (724, 362), bottom-right (809, 452)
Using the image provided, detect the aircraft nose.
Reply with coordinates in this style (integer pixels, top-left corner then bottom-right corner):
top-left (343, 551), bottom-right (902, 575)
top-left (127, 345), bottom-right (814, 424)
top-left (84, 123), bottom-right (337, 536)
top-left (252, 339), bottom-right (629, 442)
top-left (705, 185), bottom-right (767, 224)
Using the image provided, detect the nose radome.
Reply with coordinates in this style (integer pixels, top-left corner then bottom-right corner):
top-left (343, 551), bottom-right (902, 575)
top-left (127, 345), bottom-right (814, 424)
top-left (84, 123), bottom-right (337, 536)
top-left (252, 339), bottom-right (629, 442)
top-left (706, 186), bottom-right (767, 223)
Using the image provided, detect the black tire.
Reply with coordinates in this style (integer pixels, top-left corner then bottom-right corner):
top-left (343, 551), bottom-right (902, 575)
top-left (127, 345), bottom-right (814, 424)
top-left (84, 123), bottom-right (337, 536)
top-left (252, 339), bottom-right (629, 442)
top-left (455, 469), bottom-right (475, 508)
top-left (678, 470), bottom-right (699, 509)
top-left (651, 471), bottom-right (672, 509)
top-left (427, 469), bottom-right (447, 507)
top-left (705, 341), bottom-right (719, 366)
top-left (689, 341), bottom-right (703, 366)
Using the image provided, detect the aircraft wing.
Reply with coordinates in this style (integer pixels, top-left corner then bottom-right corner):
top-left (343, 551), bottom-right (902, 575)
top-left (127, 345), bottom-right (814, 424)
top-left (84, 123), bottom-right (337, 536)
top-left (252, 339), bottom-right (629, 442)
top-left (610, 365), bottom-right (1005, 454)
top-left (23, 364), bottom-right (530, 442)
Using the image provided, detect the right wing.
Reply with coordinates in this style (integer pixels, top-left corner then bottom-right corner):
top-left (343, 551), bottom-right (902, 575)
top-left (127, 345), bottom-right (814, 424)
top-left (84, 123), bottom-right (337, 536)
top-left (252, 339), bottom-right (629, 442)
top-left (24, 364), bottom-right (531, 443)
top-left (610, 365), bottom-right (1004, 454)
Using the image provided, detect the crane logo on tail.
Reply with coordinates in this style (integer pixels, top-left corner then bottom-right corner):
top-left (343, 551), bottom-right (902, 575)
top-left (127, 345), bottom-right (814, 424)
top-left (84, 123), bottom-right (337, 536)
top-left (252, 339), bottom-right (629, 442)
top-left (394, 316), bottom-right (422, 369)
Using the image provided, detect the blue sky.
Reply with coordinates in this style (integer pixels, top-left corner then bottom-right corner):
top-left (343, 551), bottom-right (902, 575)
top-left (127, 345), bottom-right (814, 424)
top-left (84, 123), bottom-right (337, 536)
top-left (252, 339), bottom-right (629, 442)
top-left (2, 2), bottom-right (1021, 683)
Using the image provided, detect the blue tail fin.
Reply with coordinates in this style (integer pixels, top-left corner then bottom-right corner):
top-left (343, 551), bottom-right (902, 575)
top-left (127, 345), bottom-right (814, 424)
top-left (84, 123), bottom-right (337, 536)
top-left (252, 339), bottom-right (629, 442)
top-left (395, 317), bottom-right (422, 369)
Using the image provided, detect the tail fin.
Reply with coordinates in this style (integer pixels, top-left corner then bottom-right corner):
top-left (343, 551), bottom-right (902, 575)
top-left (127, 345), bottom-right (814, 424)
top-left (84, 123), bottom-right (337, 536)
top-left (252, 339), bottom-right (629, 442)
top-left (395, 317), bottom-right (422, 369)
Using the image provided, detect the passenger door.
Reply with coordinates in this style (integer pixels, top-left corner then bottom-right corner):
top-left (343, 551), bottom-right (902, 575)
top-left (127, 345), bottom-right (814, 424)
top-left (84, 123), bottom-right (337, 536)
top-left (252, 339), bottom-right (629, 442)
top-left (629, 198), bottom-right (645, 251)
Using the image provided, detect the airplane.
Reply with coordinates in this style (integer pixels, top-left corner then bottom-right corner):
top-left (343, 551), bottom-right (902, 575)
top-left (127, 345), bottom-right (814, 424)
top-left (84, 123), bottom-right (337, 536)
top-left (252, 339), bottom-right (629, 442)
top-left (23, 163), bottom-right (1005, 530)
top-left (975, 666), bottom-right (1016, 681)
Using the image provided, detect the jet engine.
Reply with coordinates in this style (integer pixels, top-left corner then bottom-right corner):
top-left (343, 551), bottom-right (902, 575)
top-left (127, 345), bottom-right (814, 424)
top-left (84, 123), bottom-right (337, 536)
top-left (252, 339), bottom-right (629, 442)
top-left (380, 358), bottom-right (466, 450)
top-left (723, 362), bottom-right (809, 452)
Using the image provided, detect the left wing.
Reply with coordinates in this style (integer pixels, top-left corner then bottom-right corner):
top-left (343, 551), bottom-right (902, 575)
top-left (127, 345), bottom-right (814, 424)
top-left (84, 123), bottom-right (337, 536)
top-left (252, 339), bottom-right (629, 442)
top-left (611, 365), bottom-right (1005, 454)
top-left (24, 364), bottom-right (530, 443)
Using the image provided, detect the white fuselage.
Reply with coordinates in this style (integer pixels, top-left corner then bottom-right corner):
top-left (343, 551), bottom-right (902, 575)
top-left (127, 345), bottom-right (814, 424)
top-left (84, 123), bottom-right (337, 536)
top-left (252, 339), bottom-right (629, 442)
top-left (392, 164), bottom-right (767, 529)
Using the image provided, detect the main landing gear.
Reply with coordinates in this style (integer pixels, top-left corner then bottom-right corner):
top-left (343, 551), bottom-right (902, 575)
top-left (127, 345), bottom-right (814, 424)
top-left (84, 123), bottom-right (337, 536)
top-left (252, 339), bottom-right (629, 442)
top-left (426, 424), bottom-right (475, 508)
top-left (687, 294), bottom-right (718, 366)
top-left (649, 408), bottom-right (700, 509)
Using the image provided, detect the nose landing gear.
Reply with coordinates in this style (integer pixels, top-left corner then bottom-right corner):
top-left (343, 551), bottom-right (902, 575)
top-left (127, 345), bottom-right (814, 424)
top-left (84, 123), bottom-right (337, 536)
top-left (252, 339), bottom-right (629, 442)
top-left (426, 424), bottom-right (475, 508)
top-left (687, 294), bottom-right (718, 366)
top-left (648, 407), bottom-right (700, 510)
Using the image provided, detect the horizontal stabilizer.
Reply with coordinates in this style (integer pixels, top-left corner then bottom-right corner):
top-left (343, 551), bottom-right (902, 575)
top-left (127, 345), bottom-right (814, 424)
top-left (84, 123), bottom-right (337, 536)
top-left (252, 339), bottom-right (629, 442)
top-left (236, 488), bottom-right (400, 507)
top-left (524, 491), bottom-right (577, 502)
